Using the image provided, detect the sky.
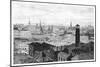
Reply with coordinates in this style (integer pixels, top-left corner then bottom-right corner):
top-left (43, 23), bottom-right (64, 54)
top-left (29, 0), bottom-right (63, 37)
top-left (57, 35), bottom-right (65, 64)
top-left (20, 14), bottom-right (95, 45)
top-left (12, 1), bottom-right (95, 26)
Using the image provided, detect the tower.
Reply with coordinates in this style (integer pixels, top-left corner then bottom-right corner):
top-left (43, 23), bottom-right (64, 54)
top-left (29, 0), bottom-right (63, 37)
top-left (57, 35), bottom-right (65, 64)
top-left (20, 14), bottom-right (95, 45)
top-left (70, 22), bottom-right (72, 28)
top-left (28, 18), bottom-right (31, 25)
top-left (39, 19), bottom-right (43, 34)
top-left (75, 24), bottom-right (80, 47)
top-left (48, 25), bottom-right (53, 33)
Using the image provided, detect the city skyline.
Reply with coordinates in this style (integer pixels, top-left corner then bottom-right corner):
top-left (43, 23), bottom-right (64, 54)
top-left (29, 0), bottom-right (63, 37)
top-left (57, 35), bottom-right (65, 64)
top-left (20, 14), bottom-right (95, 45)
top-left (12, 1), bottom-right (95, 26)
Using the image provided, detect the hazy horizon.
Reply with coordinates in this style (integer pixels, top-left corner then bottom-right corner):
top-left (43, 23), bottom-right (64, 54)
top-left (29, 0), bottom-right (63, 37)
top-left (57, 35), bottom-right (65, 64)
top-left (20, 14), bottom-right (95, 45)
top-left (12, 1), bottom-right (95, 27)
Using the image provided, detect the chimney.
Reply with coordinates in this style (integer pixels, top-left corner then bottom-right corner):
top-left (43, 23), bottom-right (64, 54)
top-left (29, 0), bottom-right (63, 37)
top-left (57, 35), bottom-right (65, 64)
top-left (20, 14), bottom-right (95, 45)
top-left (75, 24), bottom-right (80, 47)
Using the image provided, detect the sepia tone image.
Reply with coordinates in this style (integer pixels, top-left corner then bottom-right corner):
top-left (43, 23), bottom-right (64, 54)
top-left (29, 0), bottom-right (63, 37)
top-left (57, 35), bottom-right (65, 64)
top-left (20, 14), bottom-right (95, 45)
top-left (11, 0), bottom-right (95, 66)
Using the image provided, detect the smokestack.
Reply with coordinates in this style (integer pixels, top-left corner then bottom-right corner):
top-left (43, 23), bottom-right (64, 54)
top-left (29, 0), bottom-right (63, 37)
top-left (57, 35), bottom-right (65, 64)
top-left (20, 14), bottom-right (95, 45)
top-left (75, 24), bottom-right (80, 47)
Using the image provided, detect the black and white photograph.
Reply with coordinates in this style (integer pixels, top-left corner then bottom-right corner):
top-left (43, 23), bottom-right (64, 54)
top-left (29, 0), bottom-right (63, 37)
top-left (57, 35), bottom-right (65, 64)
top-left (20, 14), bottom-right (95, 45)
top-left (11, 0), bottom-right (95, 66)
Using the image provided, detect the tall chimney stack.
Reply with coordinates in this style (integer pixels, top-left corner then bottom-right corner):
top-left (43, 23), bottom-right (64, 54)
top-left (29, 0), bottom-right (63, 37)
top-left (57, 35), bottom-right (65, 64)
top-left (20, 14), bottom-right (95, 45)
top-left (75, 24), bottom-right (80, 47)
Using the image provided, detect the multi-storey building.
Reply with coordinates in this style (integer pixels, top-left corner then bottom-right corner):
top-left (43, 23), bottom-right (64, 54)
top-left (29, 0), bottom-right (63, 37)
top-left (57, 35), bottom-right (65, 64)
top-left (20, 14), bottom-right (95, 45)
top-left (57, 52), bottom-right (70, 61)
top-left (14, 39), bottom-right (30, 54)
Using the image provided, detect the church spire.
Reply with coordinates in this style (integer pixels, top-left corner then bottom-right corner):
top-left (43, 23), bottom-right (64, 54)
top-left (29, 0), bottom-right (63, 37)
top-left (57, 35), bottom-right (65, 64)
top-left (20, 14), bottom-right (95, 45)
top-left (39, 19), bottom-right (43, 34)
top-left (28, 18), bottom-right (31, 25)
top-left (70, 21), bottom-right (72, 27)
